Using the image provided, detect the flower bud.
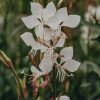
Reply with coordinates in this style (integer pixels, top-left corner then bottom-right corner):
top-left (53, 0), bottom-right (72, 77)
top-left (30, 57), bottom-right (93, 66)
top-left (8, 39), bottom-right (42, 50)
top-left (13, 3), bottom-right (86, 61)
top-left (0, 50), bottom-right (13, 68)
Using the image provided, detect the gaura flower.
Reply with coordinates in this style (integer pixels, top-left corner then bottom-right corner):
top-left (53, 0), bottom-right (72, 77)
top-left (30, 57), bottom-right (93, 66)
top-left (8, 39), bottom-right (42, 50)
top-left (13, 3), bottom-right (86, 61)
top-left (20, 32), bottom-right (48, 52)
top-left (21, 2), bottom-right (56, 39)
top-left (56, 47), bottom-right (80, 82)
top-left (30, 54), bottom-right (54, 80)
top-left (37, 34), bottom-right (65, 57)
top-left (56, 95), bottom-right (70, 100)
top-left (20, 32), bottom-right (65, 55)
top-left (85, 5), bottom-right (100, 23)
top-left (47, 7), bottom-right (80, 36)
top-left (85, 5), bottom-right (96, 23)
top-left (95, 6), bottom-right (100, 23)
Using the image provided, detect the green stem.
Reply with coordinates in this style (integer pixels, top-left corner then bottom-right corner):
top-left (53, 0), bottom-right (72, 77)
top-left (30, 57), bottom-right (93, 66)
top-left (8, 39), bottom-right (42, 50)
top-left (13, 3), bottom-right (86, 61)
top-left (10, 67), bottom-right (25, 100)
top-left (53, 66), bottom-right (56, 100)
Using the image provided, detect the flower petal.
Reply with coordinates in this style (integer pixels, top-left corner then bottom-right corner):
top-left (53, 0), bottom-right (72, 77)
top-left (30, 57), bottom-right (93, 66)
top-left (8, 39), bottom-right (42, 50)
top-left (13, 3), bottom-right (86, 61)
top-left (22, 15), bottom-right (39, 29)
top-left (56, 7), bottom-right (68, 23)
top-left (31, 65), bottom-right (41, 75)
top-left (55, 35), bottom-right (65, 48)
top-left (20, 32), bottom-right (47, 52)
top-left (88, 5), bottom-right (96, 16)
top-left (32, 42), bottom-right (48, 52)
top-left (60, 47), bottom-right (73, 62)
top-left (96, 6), bottom-right (100, 20)
top-left (62, 59), bottom-right (80, 72)
top-left (39, 55), bottom-right (53, 73)
top-left (20, 32), bottom-right (35, 46)
top-left (56, 95), bottom-right (70, 100)
top-left (43, 2), bottom-right (56, 21)
top-left (47, 7), bottom-right (68, 29)
top-left (42, 28), bottom-right (56, 41)
top-left (35, 24), bottom-right (43, 37)
top-left (47, 15), bottom-right (60, 30)
top-left (62, 15), bottom-right (80, 28)
top-left (30, 2), bottom-right (43, 19)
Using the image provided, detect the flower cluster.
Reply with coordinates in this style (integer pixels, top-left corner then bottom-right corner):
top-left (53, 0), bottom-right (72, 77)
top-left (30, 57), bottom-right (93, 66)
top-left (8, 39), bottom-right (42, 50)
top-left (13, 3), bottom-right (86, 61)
top-left (20, 1), bottom-right (80, 99)
top-left (85, 5), bottom-right (100, 24)
top-left (81, 5), bottom-right (100, 46)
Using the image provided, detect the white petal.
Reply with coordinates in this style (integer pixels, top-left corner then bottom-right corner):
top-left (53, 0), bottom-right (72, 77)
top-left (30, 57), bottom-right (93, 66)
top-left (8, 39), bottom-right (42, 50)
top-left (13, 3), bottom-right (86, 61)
top-left (60, 47), bottom-right (73, 62)
top-left (35, 24), bottom-right (43, 37)
top-left (88, 5), bottom-right (96, 16)
top-left (96, 6), bottom-right (100, 20)
top-left (43, 2), bottom-right (56, 21)
top-left (39, 55), bottom-right (53, 73)
top-left (62, 59), bottom-right (80, 72)
top-left (43, 28), bottom-right (56, 41)
top-left (56, 95), bottom-right (70, 100)
top-left (21, 15), bottom-right (39, 29)
top-left (32, 42), bottom-right (48, 52)
top-left (84, 12), bottom-right (91, 22)
top-left (56, 7), bottom-right (68, 23)
top-left (47, 15), bottom-right (60, 30)
top-left (62, 15), bottom-right (80, 28)
top-left (30, 2), bottom-right (43, 19)
top-left (20, 32), bottom-right (35, 46)
top-left (81, 25), bottom-right (89, 39)
top-left (55, 35), bottom-right (65, 48)
top-left (20, 32), bottom-right (47, 52)
top-left (47, 7), bottom-right (68, 28)
top-left (30, 65), bottom-right (42, 75)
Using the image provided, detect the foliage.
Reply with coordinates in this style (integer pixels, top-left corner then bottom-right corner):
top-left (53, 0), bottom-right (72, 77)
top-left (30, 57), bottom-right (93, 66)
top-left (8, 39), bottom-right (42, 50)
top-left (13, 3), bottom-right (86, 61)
top-left (0, 0), bottom-right (100, 100)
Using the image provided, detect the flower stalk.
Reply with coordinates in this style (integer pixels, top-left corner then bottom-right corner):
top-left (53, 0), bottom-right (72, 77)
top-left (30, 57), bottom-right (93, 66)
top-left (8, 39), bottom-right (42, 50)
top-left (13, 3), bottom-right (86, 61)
top-left (10, 66), bottom-right (26, 100)
top-left (53, 65), bottom-right (56, 100)
top-left (20, 1), bottom-right (81, 99)
top-left (0, 50), bottom-right (26, 100)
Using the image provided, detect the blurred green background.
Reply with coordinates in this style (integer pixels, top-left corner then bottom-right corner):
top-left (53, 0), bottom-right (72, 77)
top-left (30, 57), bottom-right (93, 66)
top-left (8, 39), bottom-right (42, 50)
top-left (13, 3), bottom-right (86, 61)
top-left (0, 0), bottom-right (100, 100)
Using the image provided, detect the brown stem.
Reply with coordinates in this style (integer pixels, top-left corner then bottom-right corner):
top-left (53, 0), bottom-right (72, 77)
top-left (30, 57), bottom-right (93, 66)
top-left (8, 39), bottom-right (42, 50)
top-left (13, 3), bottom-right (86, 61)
top-left (28, 53), bottom-right (39, 67)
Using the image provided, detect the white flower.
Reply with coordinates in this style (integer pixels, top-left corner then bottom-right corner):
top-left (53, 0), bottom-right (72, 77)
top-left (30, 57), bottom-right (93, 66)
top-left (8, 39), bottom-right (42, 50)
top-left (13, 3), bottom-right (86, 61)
top-left (85, 5), bottom-right (96, 23)
top-left (56, 95), bottom-right (70, 100)
top-left (47, 7), bottom-right (80, 36)
top-left (39, 28), bottom-right (56, 41)
top-left (42, 34), bottom-right (65, 57)
top-left (85, 5), bottom-right (100, 23)
top-left (20, 32), bottom-right (48, 52)
top-left (21, 2), bottom-right (56, 40)
top-left (30, 54), bottom-right (54, 80)
top-left (20, 32), bottom-right (65, 55)
top-left (56, 47), bottom-right (80, 82)
top-left (96, 6), bottom-right (100, 22)
top-left (88, 5), bottom-right (96, 16)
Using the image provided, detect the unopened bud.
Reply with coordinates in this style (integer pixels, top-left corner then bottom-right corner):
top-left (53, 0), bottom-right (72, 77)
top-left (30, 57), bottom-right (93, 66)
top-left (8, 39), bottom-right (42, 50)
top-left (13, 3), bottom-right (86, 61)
top-left (0, 50), bottom-right (13, 68)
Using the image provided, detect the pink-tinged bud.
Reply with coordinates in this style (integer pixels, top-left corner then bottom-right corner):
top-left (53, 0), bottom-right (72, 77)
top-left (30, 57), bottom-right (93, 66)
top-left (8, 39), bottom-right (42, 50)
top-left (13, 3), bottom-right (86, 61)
top-left (0, 50), bottom-right (13, 68)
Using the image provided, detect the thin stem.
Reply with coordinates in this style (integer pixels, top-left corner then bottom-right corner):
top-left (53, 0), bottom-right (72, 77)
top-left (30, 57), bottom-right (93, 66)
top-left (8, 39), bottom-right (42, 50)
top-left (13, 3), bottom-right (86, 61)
top-left (53, 66), bottom-right (56, 100)
top-left (10, 67), bottom-right (25, 100)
